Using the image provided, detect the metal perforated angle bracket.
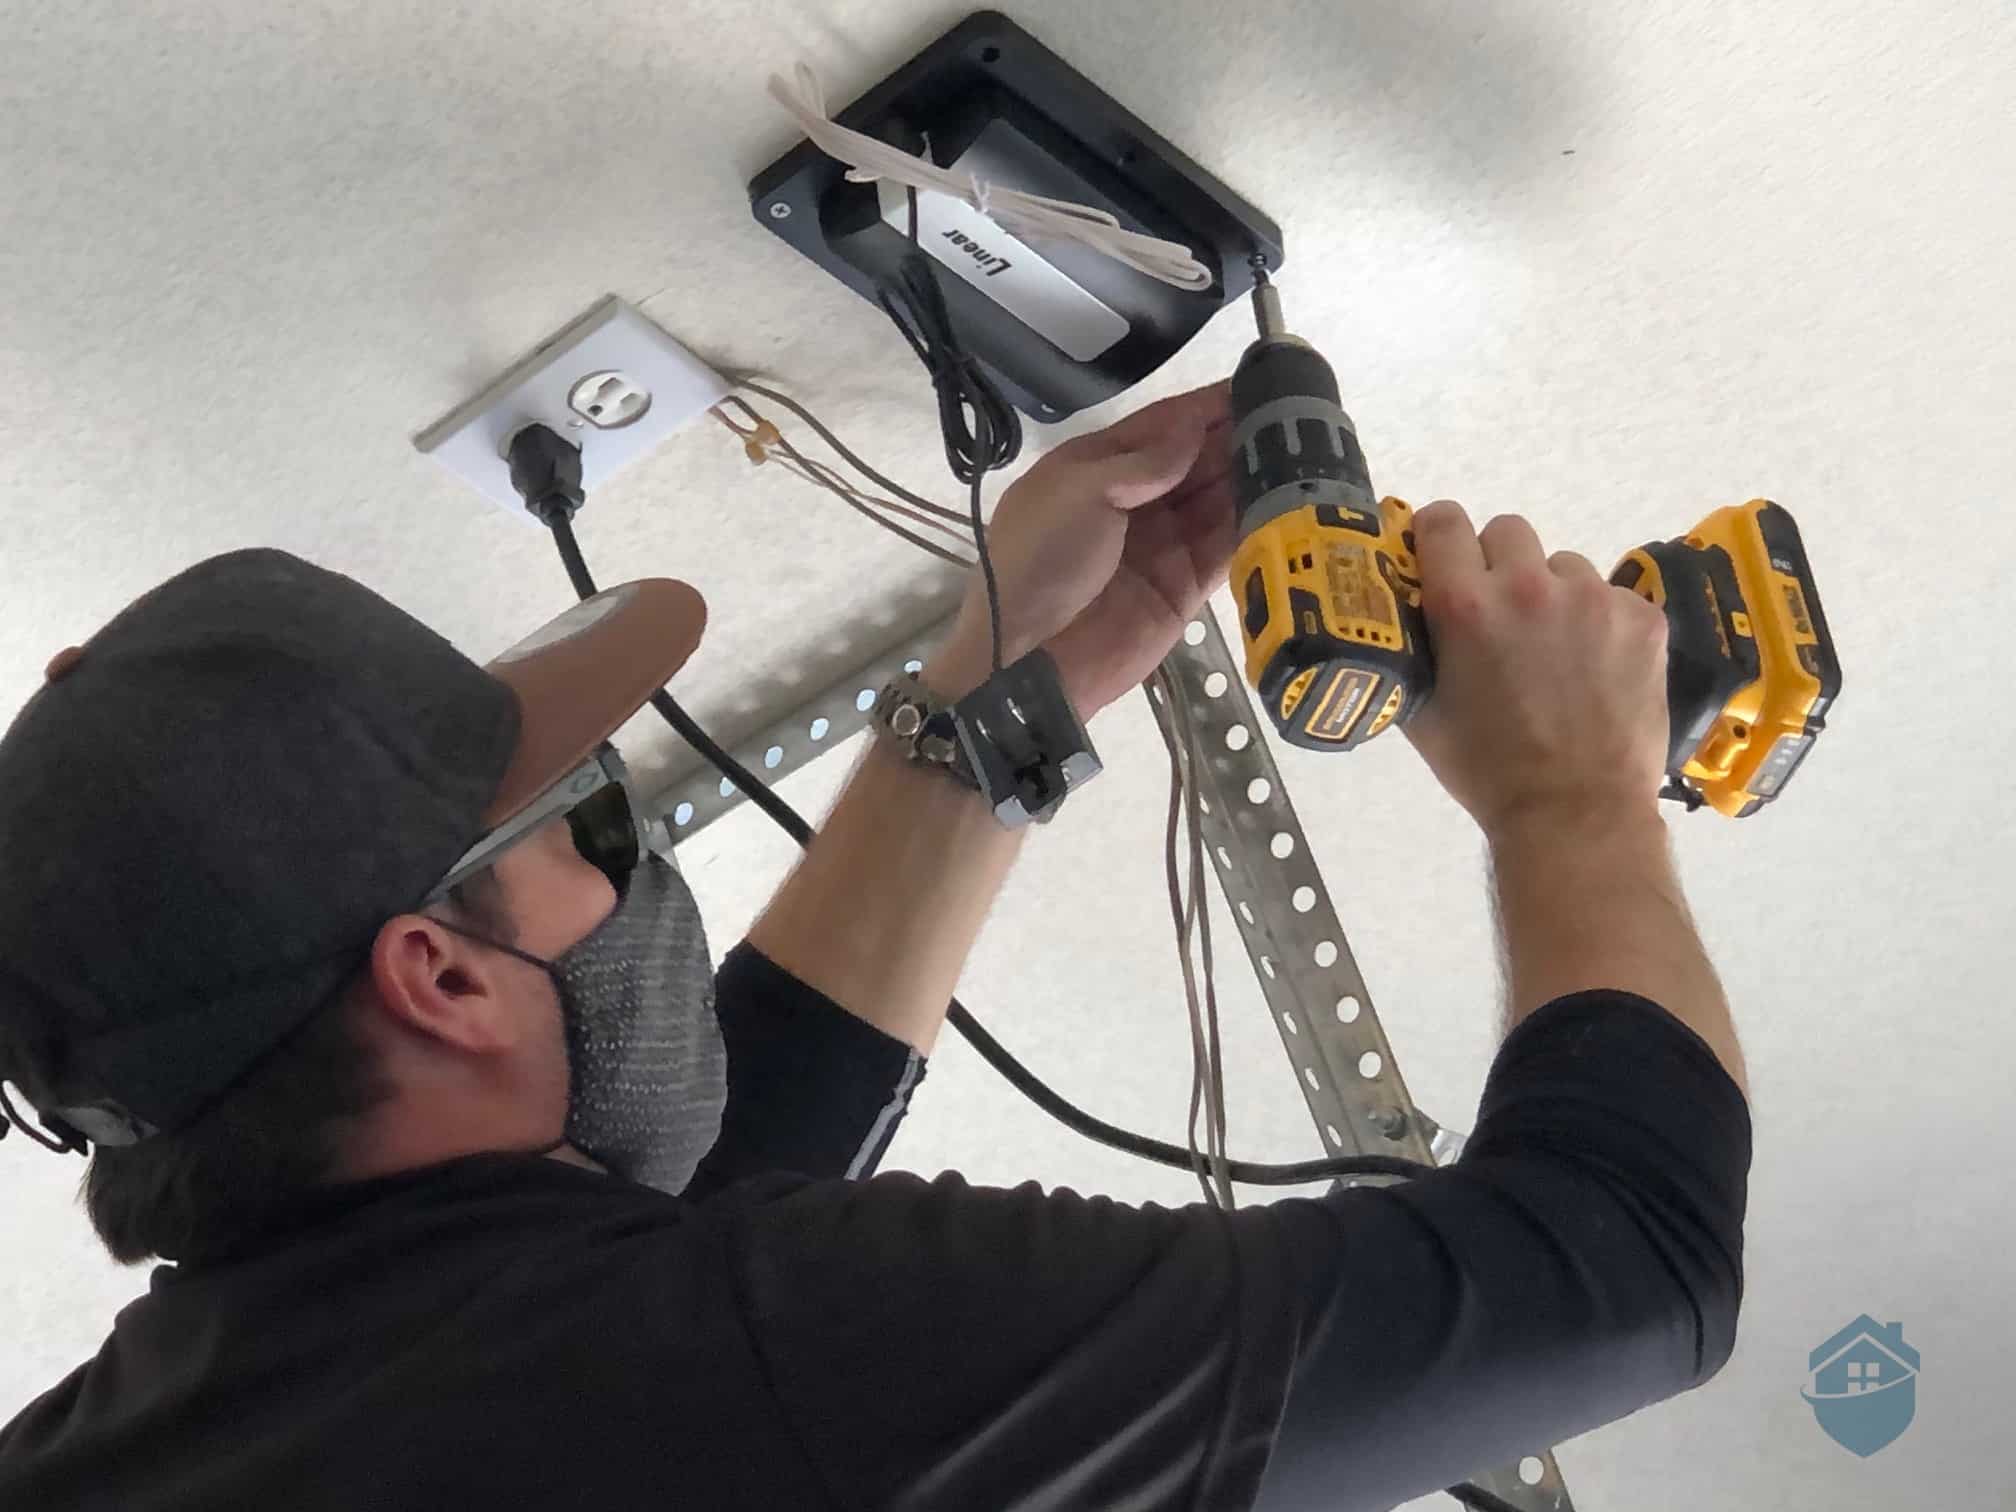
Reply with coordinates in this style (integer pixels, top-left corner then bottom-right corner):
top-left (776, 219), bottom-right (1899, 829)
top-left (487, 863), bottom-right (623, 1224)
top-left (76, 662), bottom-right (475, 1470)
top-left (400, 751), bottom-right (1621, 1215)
top-left (648, 611), bottom-right (1573, 1510)
top-left (651, 632), bottom-right (944, 846)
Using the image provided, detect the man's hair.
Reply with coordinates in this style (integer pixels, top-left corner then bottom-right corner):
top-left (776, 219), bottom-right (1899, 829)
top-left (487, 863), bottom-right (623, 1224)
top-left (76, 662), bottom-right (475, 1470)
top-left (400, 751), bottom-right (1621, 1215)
top-left (83, 871), bottom-right (515, 1265)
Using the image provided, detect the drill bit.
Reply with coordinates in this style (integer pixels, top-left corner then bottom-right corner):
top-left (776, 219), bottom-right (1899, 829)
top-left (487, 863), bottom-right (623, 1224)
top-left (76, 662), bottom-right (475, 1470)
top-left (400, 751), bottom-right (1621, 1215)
top-left (1248, 255), bottom-right (1286, 343)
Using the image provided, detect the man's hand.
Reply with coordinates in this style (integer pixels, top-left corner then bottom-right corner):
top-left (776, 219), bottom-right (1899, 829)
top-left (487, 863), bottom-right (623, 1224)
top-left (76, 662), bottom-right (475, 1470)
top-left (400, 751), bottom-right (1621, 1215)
top-left (1404, 500), bottom-right (1745, 1092)
top-left (927, 383), bottom-right (1236, 714)
top-left (1404, 501), bottom-right (1672, 838)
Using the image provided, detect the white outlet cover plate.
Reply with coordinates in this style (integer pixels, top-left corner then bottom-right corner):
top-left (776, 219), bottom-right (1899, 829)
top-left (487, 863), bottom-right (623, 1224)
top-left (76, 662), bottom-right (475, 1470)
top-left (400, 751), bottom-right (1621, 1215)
top-left (414, 295), bottom-right (728, 524)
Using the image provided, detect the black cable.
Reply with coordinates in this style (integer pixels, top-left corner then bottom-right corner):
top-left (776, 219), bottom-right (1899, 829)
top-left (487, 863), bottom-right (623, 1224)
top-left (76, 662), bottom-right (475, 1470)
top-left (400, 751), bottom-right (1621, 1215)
top-left (874, 246), bottom-right (1016, 674)
top-left (542, 505), bottom-right (815, 849)
top-left (948, 1001), bottom-right (1428, 1187)
top-left (510, 436), bottom-right (1437, 1191)
top-left (1444, 1480), bottom-right (1531, 1512)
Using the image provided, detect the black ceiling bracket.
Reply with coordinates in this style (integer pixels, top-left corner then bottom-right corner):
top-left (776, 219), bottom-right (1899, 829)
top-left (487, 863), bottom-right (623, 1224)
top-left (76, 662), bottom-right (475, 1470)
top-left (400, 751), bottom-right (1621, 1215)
top-left (749, 11), bottom-right (1283, 421)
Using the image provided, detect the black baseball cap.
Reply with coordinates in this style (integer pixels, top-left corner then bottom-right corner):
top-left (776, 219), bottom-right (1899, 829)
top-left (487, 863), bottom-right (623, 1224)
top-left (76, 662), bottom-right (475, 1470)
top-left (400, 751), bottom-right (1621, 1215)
top-left (0, 549), bottom-right (705, 1150)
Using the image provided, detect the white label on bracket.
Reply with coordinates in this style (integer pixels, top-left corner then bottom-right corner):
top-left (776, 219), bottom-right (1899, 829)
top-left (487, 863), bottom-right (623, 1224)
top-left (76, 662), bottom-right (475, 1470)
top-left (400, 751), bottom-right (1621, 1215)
top-left (878, 180), bottom-right (1129, 363)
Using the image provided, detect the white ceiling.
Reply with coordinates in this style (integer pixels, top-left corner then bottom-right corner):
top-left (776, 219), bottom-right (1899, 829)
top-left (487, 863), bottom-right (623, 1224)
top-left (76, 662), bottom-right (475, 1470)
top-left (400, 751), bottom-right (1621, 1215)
top-left (3, 2), bottom-right (2010, 1506)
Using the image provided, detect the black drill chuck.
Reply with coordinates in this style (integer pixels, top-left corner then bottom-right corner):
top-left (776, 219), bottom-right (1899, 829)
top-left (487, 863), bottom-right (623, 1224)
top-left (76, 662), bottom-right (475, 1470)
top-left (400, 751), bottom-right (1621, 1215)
top-left (1230, 336), bottom-right (1377, 531)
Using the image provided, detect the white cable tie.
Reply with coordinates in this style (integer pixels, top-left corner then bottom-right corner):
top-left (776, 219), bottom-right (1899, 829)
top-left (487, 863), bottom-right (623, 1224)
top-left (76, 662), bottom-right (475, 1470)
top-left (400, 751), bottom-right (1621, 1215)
top-left (767, 62), bottom-right (1213, 292)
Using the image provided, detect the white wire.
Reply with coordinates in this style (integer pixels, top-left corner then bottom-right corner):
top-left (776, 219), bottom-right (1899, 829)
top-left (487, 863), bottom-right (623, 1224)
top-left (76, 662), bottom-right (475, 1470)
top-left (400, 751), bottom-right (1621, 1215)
top-left (768, 63), bottom-right (1214, 292)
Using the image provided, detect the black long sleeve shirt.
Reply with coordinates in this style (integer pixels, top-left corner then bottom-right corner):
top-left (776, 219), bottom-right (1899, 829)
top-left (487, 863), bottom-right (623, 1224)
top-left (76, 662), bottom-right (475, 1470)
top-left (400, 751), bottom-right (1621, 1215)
top-left (0, 946), bottom-right (1749, 1511)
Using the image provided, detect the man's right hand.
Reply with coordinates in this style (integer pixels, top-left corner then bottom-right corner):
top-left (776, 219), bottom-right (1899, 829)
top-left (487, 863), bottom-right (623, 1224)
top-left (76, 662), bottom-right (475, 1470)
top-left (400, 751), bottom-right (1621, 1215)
top-left (1400, 499), bottom-right (1746, 1094)
top-left (1403, 501), bottom-right (1672, 837)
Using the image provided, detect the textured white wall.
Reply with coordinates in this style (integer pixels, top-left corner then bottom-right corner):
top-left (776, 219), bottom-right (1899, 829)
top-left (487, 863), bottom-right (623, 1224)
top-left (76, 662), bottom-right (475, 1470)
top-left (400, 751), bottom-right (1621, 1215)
top-left (3, 3), bottom-right (2010, 1507)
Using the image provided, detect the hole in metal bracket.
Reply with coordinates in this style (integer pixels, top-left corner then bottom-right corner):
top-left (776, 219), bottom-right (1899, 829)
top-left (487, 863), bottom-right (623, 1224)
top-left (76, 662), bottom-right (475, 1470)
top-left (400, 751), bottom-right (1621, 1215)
top-left (1204, 671), bottom-right (1228, 697)
top-left (1358, 1051), bottom-right (1382, 1079)
top-left (1225, 725), bottom-right (1251, 751)
top-left (810, 717), bottom-right (830, 740)
top-left (1519, 1458), bottom-right (1546, 1487)
top-left (1184, 621), bottom-right (1207, 645)
top-left (1260, 955), bottom-right (1276, 979)
top-left (1281, 1012), bottom-right (1299, 1035)
top-left (1270, 832), bottom-right (1294, 859)
top-left (718, 777), bottom-right (736, 798)
top-left (1292, 885), bottom-right (1316, 913)
top-left (1238, 901), bottom-right (1256, 924)
top-left (1325, 1123), bottom-right (1343, 1147)
top-left (1246, 777), bottom-right (1270, 804)
top-left (1216, 846), bottom-right (1232, 869)
top-left (763, 745), bottom-right (784, 769)
top-left (1313, 940), bottom-right (1338, 968)
top-left (856, 688), bottom-right (876, 712)
top-left (673, 801), bottom-right (694, 827)
top-left (1303, 1065), bottom-right (1320, 1090)
top-left (1336, 995), bottom-right (1361, 1023)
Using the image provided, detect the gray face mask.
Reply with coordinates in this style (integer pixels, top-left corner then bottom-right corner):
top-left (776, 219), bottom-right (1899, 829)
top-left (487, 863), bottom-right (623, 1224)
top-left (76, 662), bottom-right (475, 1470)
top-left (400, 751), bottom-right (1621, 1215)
top-left (459, 852), bottom-right (726, 1193)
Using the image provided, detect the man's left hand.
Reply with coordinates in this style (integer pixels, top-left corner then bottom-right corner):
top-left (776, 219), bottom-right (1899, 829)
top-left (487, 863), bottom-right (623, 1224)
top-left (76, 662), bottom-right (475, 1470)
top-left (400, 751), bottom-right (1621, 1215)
top-left (926, 382), bottom-right (1237, 717)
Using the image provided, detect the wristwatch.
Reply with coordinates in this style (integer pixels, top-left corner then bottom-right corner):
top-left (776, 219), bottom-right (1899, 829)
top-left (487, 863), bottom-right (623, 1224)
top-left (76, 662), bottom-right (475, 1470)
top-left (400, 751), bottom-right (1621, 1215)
top-left (870, 652), bottom-right (1102, 827)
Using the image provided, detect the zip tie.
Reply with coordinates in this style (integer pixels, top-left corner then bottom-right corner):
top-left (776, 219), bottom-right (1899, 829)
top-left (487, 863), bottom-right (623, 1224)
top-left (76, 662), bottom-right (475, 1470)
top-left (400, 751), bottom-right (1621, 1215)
top-left (768, 62), bottom-right (1213, 291)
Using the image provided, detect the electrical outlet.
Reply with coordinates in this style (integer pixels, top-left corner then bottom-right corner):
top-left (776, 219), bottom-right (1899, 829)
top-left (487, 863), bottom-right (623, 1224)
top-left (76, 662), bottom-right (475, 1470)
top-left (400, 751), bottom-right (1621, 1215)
top-left (414, 295), bottom-right (727, 524)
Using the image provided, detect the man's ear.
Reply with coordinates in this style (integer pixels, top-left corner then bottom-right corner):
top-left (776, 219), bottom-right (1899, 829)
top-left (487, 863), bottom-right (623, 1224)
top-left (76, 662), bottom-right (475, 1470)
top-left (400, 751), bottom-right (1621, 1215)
top-left (367, 914), bottom-right (531, 1054)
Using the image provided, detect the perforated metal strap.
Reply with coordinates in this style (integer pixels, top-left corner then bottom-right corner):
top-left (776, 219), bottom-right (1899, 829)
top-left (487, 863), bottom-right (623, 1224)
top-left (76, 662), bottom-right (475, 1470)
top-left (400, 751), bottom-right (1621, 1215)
top-left (650, 635), bottom-right (942, 846)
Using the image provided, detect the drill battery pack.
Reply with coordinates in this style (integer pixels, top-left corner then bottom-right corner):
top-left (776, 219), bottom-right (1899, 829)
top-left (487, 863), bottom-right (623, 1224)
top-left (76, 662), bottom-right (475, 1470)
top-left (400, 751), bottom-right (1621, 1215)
top-left (1611, 500), bottom-right (1840, 816)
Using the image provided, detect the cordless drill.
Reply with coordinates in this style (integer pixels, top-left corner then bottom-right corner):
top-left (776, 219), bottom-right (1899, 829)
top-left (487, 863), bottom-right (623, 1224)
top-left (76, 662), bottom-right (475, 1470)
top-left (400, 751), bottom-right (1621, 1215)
top-left (1226, 270), bottom-right (1840, 817)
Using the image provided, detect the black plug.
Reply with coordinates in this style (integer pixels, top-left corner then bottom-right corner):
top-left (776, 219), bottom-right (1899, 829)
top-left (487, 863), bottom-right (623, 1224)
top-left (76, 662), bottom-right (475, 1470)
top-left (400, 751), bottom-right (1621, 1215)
top-left (506, 423), bottom-right (585, 526)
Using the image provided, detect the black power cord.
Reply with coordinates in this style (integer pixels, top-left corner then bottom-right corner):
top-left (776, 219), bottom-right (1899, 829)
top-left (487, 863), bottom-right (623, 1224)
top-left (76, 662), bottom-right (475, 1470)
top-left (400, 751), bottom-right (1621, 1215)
top-left (877, 207), bottom-right (1017, 674)
top-left (508, 423), bottom-right (1433, 1190)
top-left (1445, 1480), bottom-right (1534, 1512)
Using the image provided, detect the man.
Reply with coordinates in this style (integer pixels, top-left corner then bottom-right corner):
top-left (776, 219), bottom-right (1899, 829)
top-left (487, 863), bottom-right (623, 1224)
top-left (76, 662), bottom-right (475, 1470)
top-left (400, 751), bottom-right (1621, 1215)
top-left (0, 384), bottom-right (1748, 1510)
